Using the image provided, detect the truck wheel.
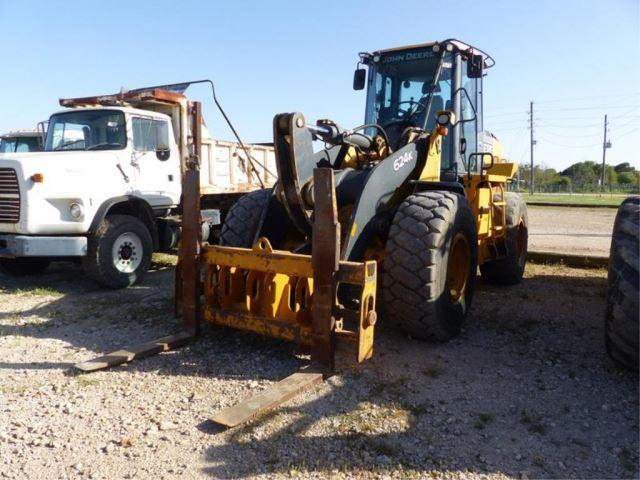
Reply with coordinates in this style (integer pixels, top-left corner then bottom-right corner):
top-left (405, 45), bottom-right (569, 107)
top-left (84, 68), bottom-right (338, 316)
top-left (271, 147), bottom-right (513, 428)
top-left (0, 258), bottom-right (50, 276)
top-left (382, 191), bottom-right (478, 341)
top-left (220, 189), bottom-right (271, 247)
top-left (605, 196), bottom-right (639, 370)
top-left (479, 192), bottom-right (528, 285)
top-left (83, 215), bottom-right (153, 289)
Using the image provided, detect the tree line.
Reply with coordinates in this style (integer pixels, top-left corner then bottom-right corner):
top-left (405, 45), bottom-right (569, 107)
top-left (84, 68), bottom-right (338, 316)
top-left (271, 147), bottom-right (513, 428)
top-left (517, 161), bottom-right (640, 193)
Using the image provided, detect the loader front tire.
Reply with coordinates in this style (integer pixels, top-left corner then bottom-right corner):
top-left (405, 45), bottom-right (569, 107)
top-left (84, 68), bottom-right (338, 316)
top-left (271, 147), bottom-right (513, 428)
top-left (383, 191), bottom-right (478, 342)
top-left (479, 192), bottom-right (528, 285)
top-left (605, 196), bottom-right (639, 370)
top-left (220, 188), bottom-right (271, 247)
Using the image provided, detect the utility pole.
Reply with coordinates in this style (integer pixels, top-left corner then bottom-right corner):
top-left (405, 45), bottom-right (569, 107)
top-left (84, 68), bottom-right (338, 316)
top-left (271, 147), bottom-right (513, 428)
top-left (529, 101), bottom-right (535, 195)
top-left (601, 114), bottom-right (611, 192)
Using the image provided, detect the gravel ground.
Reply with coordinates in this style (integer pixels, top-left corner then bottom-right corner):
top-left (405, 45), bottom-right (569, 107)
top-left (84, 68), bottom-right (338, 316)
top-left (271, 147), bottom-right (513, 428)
top-left (528, 206), bottom-right (615, 257)
top-left (0, 256), bottom-right (637, 479)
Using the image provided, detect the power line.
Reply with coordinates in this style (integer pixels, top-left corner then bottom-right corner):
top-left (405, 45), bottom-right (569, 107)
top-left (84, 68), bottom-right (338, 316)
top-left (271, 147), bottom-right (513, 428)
top-left (534, 91), bottom-right (639, 105)
top-left (536, 104), bottom-right (640, 113)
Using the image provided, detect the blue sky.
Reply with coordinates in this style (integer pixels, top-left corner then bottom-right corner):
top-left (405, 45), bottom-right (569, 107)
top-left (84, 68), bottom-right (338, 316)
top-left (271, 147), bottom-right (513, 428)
top-left (0, 0), bottom-right (638, 171)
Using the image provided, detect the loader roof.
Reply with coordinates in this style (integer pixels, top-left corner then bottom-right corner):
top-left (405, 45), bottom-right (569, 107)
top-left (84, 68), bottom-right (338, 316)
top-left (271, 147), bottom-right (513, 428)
top-left (374, 39), bottom-right (495, 68)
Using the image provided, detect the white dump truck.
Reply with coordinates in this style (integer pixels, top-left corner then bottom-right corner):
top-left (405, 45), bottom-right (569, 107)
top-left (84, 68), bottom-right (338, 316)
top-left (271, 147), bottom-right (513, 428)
top-left (0, 130), bottom-right (43, 153)
top-left (0, 85), bottom-right (276, 287)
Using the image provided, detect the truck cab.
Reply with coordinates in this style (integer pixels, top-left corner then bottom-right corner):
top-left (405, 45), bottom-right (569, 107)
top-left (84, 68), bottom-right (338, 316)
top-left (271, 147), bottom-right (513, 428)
top-left (0, 87), bottom-right (275, 287)
top-left (0, 130), bottom-right (43, 153)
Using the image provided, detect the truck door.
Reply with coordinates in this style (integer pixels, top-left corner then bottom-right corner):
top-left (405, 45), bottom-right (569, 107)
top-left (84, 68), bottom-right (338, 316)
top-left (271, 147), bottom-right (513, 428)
top-left (130, 116), bottom-right (181, 208)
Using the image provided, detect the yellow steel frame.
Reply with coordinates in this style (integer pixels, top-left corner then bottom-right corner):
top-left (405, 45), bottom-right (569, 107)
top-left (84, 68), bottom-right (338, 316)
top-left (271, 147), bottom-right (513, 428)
top-left (463, 165), bottom-right (517, 264)
top-left (202, 237), bottom-right (377, 363)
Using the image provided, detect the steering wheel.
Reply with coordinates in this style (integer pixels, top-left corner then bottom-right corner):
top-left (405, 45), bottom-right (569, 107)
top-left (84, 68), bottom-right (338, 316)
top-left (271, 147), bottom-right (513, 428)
top-left (394, 100), bottom-right (420, 119)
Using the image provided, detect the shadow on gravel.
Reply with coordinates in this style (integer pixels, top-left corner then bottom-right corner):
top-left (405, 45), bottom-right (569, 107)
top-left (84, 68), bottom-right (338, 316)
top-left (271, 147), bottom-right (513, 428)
top-left (1, 261), bottom-right (638, 478)
top-left (200, 272), bottom-right (638, 480)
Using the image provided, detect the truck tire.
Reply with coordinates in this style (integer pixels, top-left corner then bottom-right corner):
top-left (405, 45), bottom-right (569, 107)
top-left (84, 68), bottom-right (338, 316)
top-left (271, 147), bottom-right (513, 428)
top-left (605, 196), bottom-right (639, 370)
top-left (219, 189), bottom-right (271, 247)
top-left (479, 192), bottom-right (528, 285)
top-left (0, 258), bottom-right (50, 276)
top-left (82, 215), bottom-right (153, 289)
top-left (382, 191), bottom-right (478, 341)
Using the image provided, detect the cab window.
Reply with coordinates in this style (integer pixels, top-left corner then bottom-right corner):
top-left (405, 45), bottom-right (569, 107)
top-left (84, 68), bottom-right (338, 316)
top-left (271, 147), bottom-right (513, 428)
top-left (460, 60), bottom-right (479, 157)
top-left (132, 117), bottom-right (169, 152)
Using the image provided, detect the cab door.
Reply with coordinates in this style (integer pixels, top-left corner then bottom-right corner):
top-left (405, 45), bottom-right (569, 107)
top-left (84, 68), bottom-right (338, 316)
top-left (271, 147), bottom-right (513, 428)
top-left (130, 115), bottom-right (181, 208)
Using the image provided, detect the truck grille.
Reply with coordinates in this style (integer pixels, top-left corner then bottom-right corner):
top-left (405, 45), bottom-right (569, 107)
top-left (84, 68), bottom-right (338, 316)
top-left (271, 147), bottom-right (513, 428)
top-left (0, 168), bottom-right (20, 223)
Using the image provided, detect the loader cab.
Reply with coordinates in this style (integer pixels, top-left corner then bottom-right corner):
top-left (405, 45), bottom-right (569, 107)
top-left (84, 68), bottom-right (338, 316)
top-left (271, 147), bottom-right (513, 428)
top-left (359, 40), bottom-right (491, 176)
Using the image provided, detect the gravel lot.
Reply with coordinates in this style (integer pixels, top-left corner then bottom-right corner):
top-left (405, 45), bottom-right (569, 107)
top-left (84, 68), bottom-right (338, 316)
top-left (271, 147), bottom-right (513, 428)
top-left (1, 256), bottom-right (637, 479)
top-left (528, 206), bottom-right (615, 257)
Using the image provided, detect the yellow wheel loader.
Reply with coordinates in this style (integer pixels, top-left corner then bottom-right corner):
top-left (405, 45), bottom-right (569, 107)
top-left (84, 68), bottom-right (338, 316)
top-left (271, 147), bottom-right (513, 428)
top-left (75, 39), bottom-right (528, 427)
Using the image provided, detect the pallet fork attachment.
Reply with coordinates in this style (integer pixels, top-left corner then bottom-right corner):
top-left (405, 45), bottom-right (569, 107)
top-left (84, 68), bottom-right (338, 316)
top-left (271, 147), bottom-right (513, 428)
top-left (205, 168), bottom-right (376, 427)
top-left (73, 102), bottom-right (377, 427)
top-left (74, 101), bottom-right (205, 373)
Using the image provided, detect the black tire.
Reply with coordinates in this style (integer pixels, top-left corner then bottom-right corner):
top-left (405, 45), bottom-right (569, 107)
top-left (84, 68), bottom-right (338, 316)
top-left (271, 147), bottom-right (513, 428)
top-left (82, 215), bottom-right (153, 289)
top-left (0, 258), bottom-right (50, 276)
top-left (479, 192), bottom-right (528, 285)
top-left (605, 196), bottom-right (639, 370)
top-left (382, 191), bottom-right (478, 341)
top-left (219, 189), bottom-right (271, 247)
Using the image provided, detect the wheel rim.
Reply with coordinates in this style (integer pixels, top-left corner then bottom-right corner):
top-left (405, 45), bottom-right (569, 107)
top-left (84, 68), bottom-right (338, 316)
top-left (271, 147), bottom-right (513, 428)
top-left (112, 232), bottom-right (143, 274)
top-left (446, 232), bottom-right (471, 303)
top-left (516, 220), bottom-right (526, 259)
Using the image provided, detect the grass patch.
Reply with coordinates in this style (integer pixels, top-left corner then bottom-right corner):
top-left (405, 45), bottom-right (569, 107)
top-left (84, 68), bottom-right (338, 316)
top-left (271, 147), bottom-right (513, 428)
top-left (532, 452), bottom-right (544, 468)
top-left (16, 286), bottom-right (63, 296)
top-left (474, 412), bottom-right (494, 430)
top-left (523, 193), bottom-right (624, 207)
top-left (151, 253), bottom-right (178, 269)
top-left (619, 447), bottom-right (637, 473)
top-left (520, 409), bottom-right (546, 435)
top-left (75, 376), bottom-right (100, 388)
top-left (422, 363), bottom-right (443, 378)
top-left (1, 384), bottom-right (29, 395)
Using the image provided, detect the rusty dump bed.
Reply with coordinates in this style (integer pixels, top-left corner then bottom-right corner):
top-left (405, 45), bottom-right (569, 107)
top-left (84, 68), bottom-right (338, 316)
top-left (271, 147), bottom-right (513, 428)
top-left (59, 88), bottom-right (186, 109)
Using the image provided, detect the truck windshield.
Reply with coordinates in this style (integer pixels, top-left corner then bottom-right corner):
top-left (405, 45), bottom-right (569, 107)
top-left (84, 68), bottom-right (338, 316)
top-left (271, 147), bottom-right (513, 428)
top-left (365, 48), bottom-right (451, 139)
top-left (44, 110), bottom-right (126, 151)
top-left (0, 136), bottom-right (40, 153)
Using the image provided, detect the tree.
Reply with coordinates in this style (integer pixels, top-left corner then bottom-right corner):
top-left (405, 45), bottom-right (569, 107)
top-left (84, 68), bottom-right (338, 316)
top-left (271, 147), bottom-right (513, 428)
top-left (561, 161), bottom-right (598, 190)
top-left (614, 162), bottom-right (635, 173)
top-left (617, 171), bottom-right (637, 185)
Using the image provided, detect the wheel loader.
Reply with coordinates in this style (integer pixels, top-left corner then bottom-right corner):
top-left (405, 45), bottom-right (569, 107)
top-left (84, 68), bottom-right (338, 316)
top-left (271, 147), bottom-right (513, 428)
top-left (75, 39), bottom-right (529, 427)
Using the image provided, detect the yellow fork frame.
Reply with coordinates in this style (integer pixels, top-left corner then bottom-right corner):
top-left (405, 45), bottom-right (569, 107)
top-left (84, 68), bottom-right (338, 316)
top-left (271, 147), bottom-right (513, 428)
top-left (201, 238), bottom-right (377, 363)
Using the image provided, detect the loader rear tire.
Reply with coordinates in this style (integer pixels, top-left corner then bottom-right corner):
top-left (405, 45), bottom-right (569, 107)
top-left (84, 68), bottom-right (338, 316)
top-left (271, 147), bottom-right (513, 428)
top-left (605, 196), bottom-right (639, 370)
top-left (219, 188), bottom-right (271, 247)
top-left (382, 191), bottom-right (478, 342)
top-left (479, 192), bottom-right (528, 285)
top-left (0, 258), bottom-right (50, 276)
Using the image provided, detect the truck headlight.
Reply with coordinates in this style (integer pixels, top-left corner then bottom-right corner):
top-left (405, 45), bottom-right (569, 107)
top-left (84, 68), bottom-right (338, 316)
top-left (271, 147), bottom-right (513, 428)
top-left (69, 202), bottom-right (83, 220)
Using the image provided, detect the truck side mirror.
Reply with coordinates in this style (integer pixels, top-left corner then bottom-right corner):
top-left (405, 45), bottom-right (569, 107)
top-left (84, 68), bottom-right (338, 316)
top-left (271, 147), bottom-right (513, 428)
top-left (467, 54), bottom-right (484, 79)
top-left (459, 138), bottom-right (467, 155)
top-left (156, 145), bottom-right (170, 161)
top-left (353, 68), bottom-right (366, 90)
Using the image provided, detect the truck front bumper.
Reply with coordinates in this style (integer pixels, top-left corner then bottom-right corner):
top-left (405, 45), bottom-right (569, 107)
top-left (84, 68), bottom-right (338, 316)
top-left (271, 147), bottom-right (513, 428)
top-left (0, 234), bottom-right (87, 258)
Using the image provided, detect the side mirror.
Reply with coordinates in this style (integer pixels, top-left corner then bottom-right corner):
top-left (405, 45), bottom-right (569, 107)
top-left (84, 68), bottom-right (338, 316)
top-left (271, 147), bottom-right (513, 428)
top-left (155, 145), bottom-right (170, 161)
top-left (353, 68), bottom-right (366, 90)
top-left (467, 54), bottom-right (484, 79)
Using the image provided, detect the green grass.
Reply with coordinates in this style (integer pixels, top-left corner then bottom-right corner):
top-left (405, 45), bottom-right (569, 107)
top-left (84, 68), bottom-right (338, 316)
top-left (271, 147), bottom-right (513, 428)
top-left (15, 286), bottom-right (64, 296)
top-left (522, 193), bottom-right (626, 207)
